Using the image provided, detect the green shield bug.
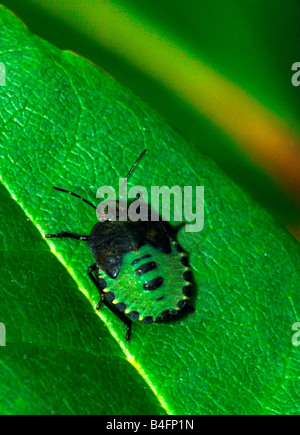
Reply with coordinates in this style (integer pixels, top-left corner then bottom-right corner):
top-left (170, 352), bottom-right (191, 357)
top-left (45, 150), bottom-right (193, 341)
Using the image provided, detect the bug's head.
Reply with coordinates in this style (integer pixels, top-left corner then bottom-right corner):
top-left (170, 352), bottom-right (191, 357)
top-left (51, 150), bottom-right (147, 222)
top-left (96, 199), bottom-right (123, 222)
top-left (96, 149), bottom-right (147, 223)
top-left (96, 192), bottom-right (148, 223)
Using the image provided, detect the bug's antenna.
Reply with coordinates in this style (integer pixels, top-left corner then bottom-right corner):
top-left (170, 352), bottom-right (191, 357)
top-left (118, 149), bottom-right (147, 200)
top-left (52, 187), bottom-right (97, 210)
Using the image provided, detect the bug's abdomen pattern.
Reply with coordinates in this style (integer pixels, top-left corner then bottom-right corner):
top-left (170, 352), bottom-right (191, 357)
top-left (99, 243), bottom-right (192, 323)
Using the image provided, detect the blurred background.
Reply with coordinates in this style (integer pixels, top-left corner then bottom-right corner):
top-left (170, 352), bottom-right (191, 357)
top-left (2, 0), bottom-right (300, 240)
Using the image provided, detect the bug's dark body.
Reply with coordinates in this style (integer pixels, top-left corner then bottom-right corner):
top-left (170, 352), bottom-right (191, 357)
top-left (87, 215), bottom-right (191, 324)
top-left (88, 219), bottom-right (171, 278)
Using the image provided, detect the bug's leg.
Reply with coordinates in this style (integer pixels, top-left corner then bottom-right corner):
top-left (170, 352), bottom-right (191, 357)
top-left (88, 264), bottom-right (105, 309)
top-left (45, 232), bottom-right (89, 241)
top-left (102, 299), bottom-right (132, 341)
top-left (88, 264), bottom-right (132, 341)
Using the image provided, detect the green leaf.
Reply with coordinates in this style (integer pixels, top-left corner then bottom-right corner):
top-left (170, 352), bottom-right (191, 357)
top-left (0, 6), bottom-right (300, 415)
